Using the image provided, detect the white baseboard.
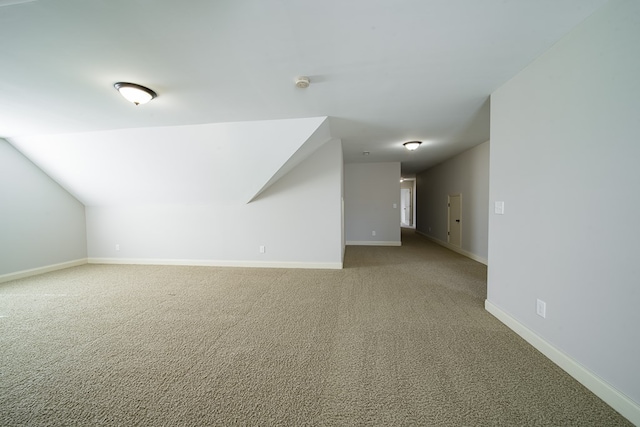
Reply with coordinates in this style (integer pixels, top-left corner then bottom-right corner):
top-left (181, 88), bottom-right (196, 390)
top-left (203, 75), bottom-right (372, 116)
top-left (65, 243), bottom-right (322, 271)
top-left (415, 230), bottom-right (487, 265)
top-left (88, 258), bottom-right (343, 270)
top-left (485, 300), bottom-right (640, 426)
top-left (346, 241), bottom-right (402, 246)
top-left (0, 258), bottom-right (88, 284)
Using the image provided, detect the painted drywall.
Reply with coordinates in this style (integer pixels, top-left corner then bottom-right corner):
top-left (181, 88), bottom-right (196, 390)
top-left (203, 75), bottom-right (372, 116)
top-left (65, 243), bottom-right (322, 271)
top-left (8, 117), bottom-right (329, 207)
top-left (0, 139), bottom-right (87, 276)
top-left (489, 0), bottom-right (640, 412)
top-left (400, 180), bottom-right (414, 190)
top-left (86, 138), bottom-right (343, 267)
top-left (344, 162), bottom-right (401, 245)
top-left (416, 141), bottom-right (489, 263)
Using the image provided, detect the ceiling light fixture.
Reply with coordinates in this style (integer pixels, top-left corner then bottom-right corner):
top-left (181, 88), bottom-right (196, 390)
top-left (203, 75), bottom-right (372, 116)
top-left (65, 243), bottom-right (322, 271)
top-left (295, 76), bottom-right (310, 88)
top-left (403, 141), bottom-right (422, 151)
top-left (114, 82), bottom-right (157, 105)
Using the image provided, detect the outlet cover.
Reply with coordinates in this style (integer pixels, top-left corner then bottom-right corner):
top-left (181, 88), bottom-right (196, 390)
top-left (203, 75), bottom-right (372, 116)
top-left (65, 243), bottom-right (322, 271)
top-left (259, 245), bottom-right (265, 254)
top-left (536, 299), bottom-right (546, 318)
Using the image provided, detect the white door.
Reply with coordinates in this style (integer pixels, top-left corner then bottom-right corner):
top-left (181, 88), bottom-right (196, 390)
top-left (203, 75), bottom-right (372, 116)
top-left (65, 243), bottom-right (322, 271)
top-left (401, 188), bottom-right (412, 225)
top-left (448, 194), bottom-right (461, 247)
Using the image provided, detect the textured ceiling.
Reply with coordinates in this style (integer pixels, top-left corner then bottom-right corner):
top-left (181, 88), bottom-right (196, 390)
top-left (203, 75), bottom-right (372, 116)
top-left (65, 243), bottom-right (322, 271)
top-left (1, 0), bottom-right (609, 175)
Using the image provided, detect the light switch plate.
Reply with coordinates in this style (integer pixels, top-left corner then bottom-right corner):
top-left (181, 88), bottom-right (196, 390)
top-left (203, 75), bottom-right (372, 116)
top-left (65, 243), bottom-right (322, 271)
top-left (495, 201), bottom-right (505, 215)
top-left (536, 299), bottom-right (546, 318)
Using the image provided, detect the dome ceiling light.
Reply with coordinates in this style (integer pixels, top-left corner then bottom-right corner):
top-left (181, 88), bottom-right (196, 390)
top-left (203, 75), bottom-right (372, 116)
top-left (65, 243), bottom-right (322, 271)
top-left (403, 141), bottom-right (422, 151)
top-left (114, 82), bottom-right (157, 105)
top-left (295, 76), bottom-right (310, 88)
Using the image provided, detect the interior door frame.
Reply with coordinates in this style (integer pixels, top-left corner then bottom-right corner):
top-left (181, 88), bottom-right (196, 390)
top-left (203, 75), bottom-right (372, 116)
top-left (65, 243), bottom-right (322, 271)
top-left (399, 178), bottom-right (417, 229)
top-left (400, 187), bottom-right (412, 226)
top-left (447, 193), bottom-right (462, 246)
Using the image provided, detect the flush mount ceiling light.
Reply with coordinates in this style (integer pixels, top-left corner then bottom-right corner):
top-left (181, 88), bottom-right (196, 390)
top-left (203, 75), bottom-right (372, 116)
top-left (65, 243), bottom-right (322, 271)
top-left (403, 141), bottom-right (422, 151)
top-left (114, 82), bottom-right (157, 105)
top-left (295, 76), bottom-right (310, 88)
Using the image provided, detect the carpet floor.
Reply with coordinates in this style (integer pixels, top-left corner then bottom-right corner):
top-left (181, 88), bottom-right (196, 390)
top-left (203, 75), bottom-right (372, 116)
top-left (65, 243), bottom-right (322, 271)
top-left (0, 230), bottom-right (631, 426)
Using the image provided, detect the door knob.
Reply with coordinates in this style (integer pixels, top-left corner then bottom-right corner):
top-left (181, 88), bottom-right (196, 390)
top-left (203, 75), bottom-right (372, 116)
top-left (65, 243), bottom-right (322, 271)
top-left (455, 219), bottom-right (460, 222)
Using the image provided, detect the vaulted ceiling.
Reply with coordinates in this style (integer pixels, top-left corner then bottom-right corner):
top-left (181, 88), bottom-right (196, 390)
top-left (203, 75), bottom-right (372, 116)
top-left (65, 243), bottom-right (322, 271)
top-left (1, 0), bottom-right (609, 190)
top-left (11, 117), bottom-right (331, 206)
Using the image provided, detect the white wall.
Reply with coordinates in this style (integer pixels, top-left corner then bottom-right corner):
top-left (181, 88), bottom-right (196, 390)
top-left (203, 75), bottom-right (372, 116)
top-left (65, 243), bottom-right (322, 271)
top-left (488, 0), bottom-right (640, 419)
top-left (0, 139), bottom-right (87, 278)
top-left (9, 118), bottom-right (329, 207)
top-left (416, 141), bottom-right (489, 263)
top-left (86, 138), bottom-right (343, 268)
top-left (344, 162), bottom-right (401, 245)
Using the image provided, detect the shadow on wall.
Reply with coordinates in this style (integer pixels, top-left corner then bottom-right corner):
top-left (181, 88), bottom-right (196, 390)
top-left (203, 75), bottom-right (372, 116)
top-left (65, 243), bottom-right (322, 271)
top-left (454, 97), bottom-right (490, 146)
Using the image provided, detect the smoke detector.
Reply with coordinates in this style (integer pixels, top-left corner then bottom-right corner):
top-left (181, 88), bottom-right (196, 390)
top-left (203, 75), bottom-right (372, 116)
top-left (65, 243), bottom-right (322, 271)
top-left (295, 76), bottom-right (310, 88)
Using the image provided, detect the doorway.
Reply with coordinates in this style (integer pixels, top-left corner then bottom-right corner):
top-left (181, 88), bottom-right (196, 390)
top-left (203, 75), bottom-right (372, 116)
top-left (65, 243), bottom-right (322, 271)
top-left (400, 179), bottom-right (415, 228)
top-left (448, 194), bottom-right (461, 247)
top-left (401, 188), bottom-right (412, 227)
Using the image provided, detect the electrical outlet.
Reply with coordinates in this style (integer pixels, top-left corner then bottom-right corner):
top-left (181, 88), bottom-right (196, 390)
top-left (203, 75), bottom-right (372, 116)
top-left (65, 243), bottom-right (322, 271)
top-left (372, 231), bottom-right (376, 236)
top-left (259, 245), bottom-right (265, 254)
top-left (536, 299), bottom-right (546, 318)
top-left (115, 244), bottom-right (120, 251)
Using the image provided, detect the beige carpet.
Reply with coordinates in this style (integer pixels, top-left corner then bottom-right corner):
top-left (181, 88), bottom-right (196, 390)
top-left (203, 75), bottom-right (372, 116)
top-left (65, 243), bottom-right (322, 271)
top-left (0, 230), bottom-right (631, 426)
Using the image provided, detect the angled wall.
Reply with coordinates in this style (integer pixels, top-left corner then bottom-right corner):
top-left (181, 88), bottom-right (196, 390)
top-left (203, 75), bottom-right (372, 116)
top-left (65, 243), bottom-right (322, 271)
top-left (86, 138), bottom-right (343, 268)
top-left (415, 141), bottom-right (489, 263)
top-left (8, 117), bottom-right (329, 207)
top-left (344, 162), bottom-right (401, 245)
top-left (488, 0), bottom-right (640, 422)
top-left (0, 139), bottom-right (87, 280)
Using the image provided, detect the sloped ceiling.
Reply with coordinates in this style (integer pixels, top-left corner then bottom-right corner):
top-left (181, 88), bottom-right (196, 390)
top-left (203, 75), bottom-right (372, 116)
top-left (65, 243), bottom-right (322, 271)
top-left (9, 117), bottom-right (330, 206)
top-left (0, 0), bottom-right (609, 183)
